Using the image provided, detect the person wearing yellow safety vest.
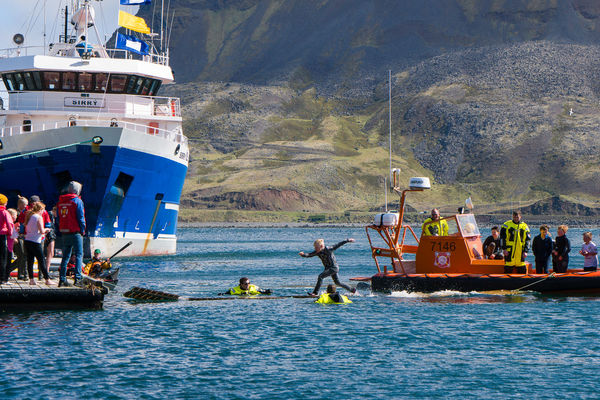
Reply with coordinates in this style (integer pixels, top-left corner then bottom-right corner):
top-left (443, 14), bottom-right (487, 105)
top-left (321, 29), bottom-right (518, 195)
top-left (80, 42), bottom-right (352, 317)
top-left (226, 277), bottom-right (272, 296)
top-left (315, 284), bottom-right (352, 304)
top-left (500, 210), bottom-right (531, 274)
top-left (421, 208), bottom-right (449, 237)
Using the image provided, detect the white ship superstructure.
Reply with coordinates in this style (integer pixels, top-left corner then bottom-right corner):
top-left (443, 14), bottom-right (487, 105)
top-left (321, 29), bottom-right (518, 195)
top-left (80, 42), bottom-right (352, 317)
top-left (0, 0), bottom-right (188, 257)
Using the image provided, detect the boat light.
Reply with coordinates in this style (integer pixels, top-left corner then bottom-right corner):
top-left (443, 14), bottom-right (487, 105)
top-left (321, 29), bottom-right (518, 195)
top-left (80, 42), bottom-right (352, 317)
top-left (409, 177), bottom-right (431, 190)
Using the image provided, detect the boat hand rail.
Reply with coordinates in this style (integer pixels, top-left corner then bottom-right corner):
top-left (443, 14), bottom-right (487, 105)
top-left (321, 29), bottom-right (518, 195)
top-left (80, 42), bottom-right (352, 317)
top-left (4, 92), bottom-right (181, 118)
top-left (0, 46), bottom-right (169, 65)
top-left (0, 118), bottom-right (187, 145)
top-left (0, 46), bottom-right (45, 58)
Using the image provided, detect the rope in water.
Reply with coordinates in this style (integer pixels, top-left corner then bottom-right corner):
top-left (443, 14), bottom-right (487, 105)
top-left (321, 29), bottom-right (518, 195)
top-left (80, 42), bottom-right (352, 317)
top-left (513, 272), bottom-right (556, 293)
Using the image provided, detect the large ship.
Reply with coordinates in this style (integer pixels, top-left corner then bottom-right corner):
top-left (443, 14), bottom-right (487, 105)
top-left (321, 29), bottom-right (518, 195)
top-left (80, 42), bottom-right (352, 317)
top-left (0, 0), bottom-right (188, 257)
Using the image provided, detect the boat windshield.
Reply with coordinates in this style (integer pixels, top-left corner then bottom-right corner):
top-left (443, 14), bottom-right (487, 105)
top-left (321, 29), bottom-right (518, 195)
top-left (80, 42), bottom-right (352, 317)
top-left (457, 214), bottom-right (480, 237)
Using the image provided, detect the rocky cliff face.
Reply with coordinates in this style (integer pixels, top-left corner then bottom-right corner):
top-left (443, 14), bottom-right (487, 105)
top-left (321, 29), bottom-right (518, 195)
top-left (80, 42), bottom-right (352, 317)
top-left (144, 0), bottom-right (600, 87)
top-left (145, 1), bottom-right (600, 213)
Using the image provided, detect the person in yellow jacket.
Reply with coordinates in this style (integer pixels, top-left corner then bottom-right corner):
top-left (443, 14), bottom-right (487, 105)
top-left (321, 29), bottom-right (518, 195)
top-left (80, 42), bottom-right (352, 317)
top-left (315, 284), bottom-right (352, 304)
top-left (500, 210), bottom-right (531, 274)
top-left (225, 277), bottom-right (272, 296)
top-left (421, 208), bottom-right (449, 236)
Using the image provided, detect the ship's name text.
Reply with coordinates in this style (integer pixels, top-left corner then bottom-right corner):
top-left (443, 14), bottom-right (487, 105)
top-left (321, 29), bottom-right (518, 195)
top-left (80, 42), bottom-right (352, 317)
top-left (64, 98), bottom-right (105, 108)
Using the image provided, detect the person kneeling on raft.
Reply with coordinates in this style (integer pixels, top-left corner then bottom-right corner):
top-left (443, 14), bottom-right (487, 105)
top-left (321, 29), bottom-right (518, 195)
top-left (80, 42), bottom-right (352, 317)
top-left (225, 277), bottom-right (272, 295)
top-left (315, 284), bottom-right (352, 304)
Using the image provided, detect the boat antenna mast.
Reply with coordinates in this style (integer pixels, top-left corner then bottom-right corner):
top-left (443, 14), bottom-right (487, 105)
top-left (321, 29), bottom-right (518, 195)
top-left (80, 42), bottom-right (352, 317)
top-left (388, 69), bottom-right (393, 190)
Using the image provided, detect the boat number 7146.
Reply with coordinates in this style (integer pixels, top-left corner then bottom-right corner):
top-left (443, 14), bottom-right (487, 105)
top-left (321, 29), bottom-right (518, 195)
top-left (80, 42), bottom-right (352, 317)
top-left (431, 241), bottom-right (456, 252)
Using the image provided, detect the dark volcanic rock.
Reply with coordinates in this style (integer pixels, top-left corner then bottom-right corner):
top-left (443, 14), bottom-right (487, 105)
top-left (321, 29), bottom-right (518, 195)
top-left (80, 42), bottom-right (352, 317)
top-left (139, 0), bottom-right (600, 88)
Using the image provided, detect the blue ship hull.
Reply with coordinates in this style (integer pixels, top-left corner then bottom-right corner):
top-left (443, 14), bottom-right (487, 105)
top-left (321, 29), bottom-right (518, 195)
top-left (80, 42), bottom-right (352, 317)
top-left (0, 126), bottom-right (188, 256)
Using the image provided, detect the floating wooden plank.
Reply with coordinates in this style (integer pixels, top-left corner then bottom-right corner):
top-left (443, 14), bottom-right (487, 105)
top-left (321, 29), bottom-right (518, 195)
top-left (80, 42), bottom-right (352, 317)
top-left (123, 286), bottom-right (313, 302)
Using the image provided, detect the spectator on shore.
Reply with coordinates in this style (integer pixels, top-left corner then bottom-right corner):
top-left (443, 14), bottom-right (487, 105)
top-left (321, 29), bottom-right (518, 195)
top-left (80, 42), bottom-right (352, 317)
top-left (44, 206), bottom-right (57, 275)
top-left (532, 225), bottom-right (553, 274)
top-left (5, 208), bottom-right (18, 281)
top-left (500, 210), bottom-right (531, 274)
top-left (579, 231), bottom-right (598, 272)
top-left (24, 202), bottom-right (53, 285)
top-left (14, 196), bottom-right (28, 279)
top-left (58, 181), bottom-right (86, 287)
top-left (482, 226), bottom-right (503, 260)
top-left (0, 194), bottom-right (14, 284)
top-left (552, 225), bottom-right (571, 273)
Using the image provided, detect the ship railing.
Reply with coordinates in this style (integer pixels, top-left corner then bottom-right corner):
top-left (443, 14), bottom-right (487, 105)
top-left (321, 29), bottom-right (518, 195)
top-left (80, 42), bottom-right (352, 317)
top-left (0, 46), bottom-right (46, 58)
top-left (0, 118), bottom-right (187, 145)
top-left (106, 48), bottom-right (170, 66)
top-left (0, 46), bottom-right (170, 65)
top-left (5, 92), bottom-right (181, 118)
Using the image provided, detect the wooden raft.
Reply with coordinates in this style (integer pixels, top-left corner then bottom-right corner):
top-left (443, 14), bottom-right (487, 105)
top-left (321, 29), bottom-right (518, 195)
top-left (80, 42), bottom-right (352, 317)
top-left (0, 278), bottom-right (105, 310)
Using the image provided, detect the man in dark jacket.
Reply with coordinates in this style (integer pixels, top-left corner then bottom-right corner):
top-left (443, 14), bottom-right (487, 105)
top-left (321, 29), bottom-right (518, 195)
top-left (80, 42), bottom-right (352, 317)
top-left (532, 225), bottom-right (553, 274)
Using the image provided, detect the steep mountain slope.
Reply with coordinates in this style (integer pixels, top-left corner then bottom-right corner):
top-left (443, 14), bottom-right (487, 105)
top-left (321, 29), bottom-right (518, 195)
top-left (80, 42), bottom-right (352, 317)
top-left (163, 41), bottom-right (600, 214)
top-left (143, 1), bottom-right (600, 215)
top-left (146, 0), bottom-right (600, 88)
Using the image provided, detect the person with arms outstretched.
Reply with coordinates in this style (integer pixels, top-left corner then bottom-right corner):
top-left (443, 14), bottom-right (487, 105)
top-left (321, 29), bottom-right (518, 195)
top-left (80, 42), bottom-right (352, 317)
top-left (300, 238), bottom-right (356, 297)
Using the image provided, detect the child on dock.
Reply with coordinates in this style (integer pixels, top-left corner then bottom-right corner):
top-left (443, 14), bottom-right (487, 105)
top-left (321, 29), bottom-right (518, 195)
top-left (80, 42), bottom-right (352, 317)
top-left (300, 238), bottom-right (357, 296)
top-left (579, 232), bottom-right (598, 272)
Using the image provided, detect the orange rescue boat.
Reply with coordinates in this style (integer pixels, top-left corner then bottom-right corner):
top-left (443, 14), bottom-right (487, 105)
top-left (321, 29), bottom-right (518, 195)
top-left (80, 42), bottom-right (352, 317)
top-left (352, 173), bottom-right (600, 294)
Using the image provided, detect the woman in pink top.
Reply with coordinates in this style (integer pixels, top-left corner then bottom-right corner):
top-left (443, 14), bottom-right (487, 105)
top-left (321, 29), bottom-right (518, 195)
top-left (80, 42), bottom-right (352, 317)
top-left (24, 203), bottom-right (53, 285)
top-left (0, 194), bottom-right (14, 284)
top-left (5, 208), bottom-right (18, 281)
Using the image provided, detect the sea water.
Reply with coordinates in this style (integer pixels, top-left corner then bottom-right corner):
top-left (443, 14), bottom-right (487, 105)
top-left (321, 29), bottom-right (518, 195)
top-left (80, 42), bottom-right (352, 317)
top-left (1, 226), bottom-right (599, 399)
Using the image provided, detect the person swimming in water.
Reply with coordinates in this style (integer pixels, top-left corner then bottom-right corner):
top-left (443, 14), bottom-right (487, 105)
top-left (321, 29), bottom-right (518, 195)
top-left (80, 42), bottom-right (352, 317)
top-left (314, 284), bottom-right (352, 304)
top-left (224, 277), bottom-right (272, 295)
top-left (300, 238), bottom-right (357, 297)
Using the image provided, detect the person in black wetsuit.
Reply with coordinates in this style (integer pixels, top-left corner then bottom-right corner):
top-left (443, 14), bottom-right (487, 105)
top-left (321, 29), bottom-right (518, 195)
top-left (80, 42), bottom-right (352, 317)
top-left (552, 225), bottom-right (571, 273)
top-left (532, 225), bottom-right (553, 274)
top-left (300, 238), bottom-right (357, 296)
top-left (482, 226), bottom-right (504, 260)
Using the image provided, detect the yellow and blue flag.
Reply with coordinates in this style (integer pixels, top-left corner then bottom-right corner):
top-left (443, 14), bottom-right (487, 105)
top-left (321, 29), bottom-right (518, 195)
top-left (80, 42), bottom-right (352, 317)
top-left (118, 10), bottom-right (151, 34)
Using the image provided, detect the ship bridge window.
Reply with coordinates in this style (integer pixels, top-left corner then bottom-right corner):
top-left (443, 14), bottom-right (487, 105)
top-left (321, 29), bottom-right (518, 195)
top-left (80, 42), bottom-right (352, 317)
top-left (78, 72), bottom-right (93, 92)
top-left (148, 80), bottom-right (161, 96)
top-left (94, 73), bottom-right (108, 91)
top-left (131, 76), bottom-right (145, 95)
top-left (2, 74), bottom-right (15, 91)
top-left (109, 74), bottom-right (128, 92)
top-left (62, 72), bottom-right (77, 91)
top-left (23, 72), bottom-right (36, 90)
top-left (140, 78), bottom-right (153, 95)
top-left (13, 73), bottom-right (25, 91)
top-left (43, 71), bottom-right (61, 90)
top-left (3, 71), bottom-right (163, 95)
top-left (31, 71), bottom-right (43, 90)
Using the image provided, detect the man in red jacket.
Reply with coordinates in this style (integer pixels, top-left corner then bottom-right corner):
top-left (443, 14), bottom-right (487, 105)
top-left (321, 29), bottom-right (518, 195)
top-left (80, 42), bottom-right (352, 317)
top-left (57, 181), bottom-right (86, 287)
